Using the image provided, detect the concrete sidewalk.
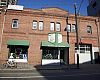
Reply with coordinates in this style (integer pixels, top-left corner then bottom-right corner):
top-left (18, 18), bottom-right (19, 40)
top-left (0, 64), bottom-right (100, 71)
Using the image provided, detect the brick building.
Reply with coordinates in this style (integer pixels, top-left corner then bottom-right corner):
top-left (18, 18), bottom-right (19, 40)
top-left (87, 0), bottom-right (100, 16)
top-left (0, 6), bottom-right (99, 66)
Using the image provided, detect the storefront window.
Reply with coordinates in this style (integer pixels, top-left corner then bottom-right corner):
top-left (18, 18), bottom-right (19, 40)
top-left (42, 50), bottom-right (58, 59)
top-left (75, 44), bottom-right (91, 53)
top-left (8, 46), bottom-right (28, 59)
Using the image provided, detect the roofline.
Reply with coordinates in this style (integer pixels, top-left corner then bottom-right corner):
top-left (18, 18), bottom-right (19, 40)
top-left (41, 7), bottom-right (68, 12)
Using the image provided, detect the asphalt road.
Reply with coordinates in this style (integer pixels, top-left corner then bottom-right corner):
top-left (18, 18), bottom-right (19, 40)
top-left (0, 69), bottom-right (100, 80)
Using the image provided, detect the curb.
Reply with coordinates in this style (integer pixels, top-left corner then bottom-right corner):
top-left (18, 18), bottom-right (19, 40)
top-left (0, 68), bottom-right (36, 71)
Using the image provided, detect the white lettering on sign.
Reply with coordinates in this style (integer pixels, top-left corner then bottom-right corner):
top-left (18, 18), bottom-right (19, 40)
top-left (8, 5), bottom-right (24, 10)
top-left (48, 33), bottom-right (55, 43)
top-left (58, 34), bottom-right (62, 43)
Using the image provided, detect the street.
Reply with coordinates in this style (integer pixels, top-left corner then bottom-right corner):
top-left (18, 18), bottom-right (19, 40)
top-left (0, 68), bottom-right (100, 80)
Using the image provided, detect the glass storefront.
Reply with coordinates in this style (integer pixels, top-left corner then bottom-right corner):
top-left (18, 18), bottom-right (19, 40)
top-left (42, 50), bottom-right (58, 59)
top-left (8, 46), bottom-right (28, 62)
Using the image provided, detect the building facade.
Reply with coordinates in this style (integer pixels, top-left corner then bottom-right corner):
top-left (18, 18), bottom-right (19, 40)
top-left (0, 0), bottom-right (17, 7)
top-left (87, 0), bottom-right (100, 63)
top-left (0, 7), bottom-right (99, 66)
top-left (87, 0), bottom-right (100, 16)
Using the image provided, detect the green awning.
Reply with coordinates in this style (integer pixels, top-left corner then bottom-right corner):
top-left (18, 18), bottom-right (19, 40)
top-left (41, 41), bottom-right (69, 48)
top-left (7, 40), bottom-right (29, 46)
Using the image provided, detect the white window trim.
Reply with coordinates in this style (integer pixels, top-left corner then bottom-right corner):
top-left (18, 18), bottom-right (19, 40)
top-left (75, 44), bottom-right (91, 54)
top-left (32, 21), bottom-right (37, 30)
top-left (56, 22), bottom-right (60, 31)
top-left (71, 24), bottom-right (76, 32)
top-left (67, 24), bottom-right (71, 32)
top-left (39, 21), bottom-right (43, 30)
top-left (12, 19), bottom-right (19, 28)
top-left (50, 22), bottom-right (55, 31)
top-left (87, 26), bottom-right (92, 34)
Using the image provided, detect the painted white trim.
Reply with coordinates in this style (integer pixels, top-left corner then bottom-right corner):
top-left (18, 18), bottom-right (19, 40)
top-left (75, 47), bottom-right (99, 64)
top-left (42, 59), bottom-right (60, 65)
top-left (8, 59), bottom-right (27, 63)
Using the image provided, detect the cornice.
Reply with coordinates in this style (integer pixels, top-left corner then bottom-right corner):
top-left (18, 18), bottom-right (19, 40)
top-left (68, 14), bottom-right (98, 21)
top-left (5, 8), bottom-right (98, 21)
top-left (6, 8), bottom-right (68, 18)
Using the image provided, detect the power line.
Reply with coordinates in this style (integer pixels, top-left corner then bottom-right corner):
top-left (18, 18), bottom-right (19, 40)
top-left (77, 0), bottom-right (84, 15)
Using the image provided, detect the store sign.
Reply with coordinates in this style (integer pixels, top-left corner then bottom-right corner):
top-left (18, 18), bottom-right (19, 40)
top-left (58, 33), bottom-right (62, 43)
top-left (8, 5), bottom-right (24, 10)
top-left (48, 33), bottom-right (62, 43)
top-left (48, 33), bottom-right (55, 43)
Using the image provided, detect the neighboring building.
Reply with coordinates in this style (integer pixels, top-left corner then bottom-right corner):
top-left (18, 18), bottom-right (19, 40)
top-left (87, 0), bottom-right (100, 64)
top-left (87, 0), bottom-right (100, 16)
top-left (0, 0), bottom-right (17, 7)
top-left (0, 6), bottom-right (99, 66)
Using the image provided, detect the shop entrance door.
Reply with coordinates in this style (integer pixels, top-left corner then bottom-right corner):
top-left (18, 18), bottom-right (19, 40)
top-left (60, 50), bottom-right (65, 65)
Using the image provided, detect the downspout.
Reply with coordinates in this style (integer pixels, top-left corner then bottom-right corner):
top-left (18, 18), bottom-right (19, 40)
top-left (0, 9), bottom-right (7, 54)
top-left (99, 18), bottom-right (100, 63)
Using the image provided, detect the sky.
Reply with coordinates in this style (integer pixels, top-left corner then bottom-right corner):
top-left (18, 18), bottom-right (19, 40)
top-left (17, 0), bottom-right (89, 16)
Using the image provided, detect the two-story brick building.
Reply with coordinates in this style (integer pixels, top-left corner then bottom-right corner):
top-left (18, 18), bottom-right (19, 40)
top-left (0, 6), bottom-right (99, 66)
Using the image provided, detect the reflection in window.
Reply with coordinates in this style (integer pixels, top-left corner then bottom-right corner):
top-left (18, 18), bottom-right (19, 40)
top-left (72, 24), bottom-right (76, 32)
top-left (92, 2), bottom-right (96, 8)
top-left (67, 24), bottom-right (71, 32)
top-left (75, 44), bottom-right (91, 53)
top-left (42, 50), bottom-right (58, 59)
top-left (32, 20), bottom-right (37, 29)
top-left (12, 19), bottom-right (18, 28)
top-left (87, 26), bottom-right (92, 34)
top-left (50, 22), bottom-right (55, 31)
top-left (39, 21), bottom-right (43, 30)
top-left (8, 46), bottom-right (28, 59)
top-left (56, 22), bottom-right (60, 31)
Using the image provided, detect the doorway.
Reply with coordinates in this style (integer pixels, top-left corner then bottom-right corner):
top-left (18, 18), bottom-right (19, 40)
top-left (42, 48), bottom-right (66, 65)
top-left (94, 52), bottom-right (99, 64)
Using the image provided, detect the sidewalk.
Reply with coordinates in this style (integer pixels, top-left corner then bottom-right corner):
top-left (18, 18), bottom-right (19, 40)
top-left (0, 64), bottom-right (100, 71)
top-left (0, 64), bottom-right (100, 80)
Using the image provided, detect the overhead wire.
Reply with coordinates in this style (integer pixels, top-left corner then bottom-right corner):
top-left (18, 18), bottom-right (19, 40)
top-left (77, 0), bottom-right (84, 15)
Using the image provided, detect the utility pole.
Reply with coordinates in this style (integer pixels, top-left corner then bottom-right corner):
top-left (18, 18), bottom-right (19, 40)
top-left (66, 12), bottom-right (69, 69)
top-left (74, 3), bottom-right (79, 69)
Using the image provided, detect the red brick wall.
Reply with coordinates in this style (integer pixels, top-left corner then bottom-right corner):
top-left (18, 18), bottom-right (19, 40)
top-left (0, 8), bottom-right (99, 65)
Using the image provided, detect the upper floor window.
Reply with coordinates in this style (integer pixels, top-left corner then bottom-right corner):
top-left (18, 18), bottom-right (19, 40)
top-left (12, 19), bottom-right (18, 28)
top-left (67, 24), bottom-right (71, 32)
top-left (32, 20), bottom-right (37, 29)
top-left (71, 24), bottom-right (76, 32)
top-left (39, 21), bottom-right (43, 30)
top-left (56, 22), bottom-right (61, 31)
top-left (92, 2), bottom-right (96, 8)
top-left (87, 26), bottom-right (92, 34)
top-left (75, 44), bottom-right (91, 53)
top-left (50, 22), bottom-right (55, 31)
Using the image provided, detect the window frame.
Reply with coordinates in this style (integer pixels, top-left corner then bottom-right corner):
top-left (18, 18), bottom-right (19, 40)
top-left (42, 50), bottom-right (59, 59)
top-left (67, 24), bottom-right (71, 32)
top-left (87, 25), bottom-right (92, 34)
top-left (39, 21), bottom-right (44, 31)
top-left (92, 2), bottom-right (96, 8)
top-left (75, 44), bottom-right (91, 54)
top-left (32, 20), bottom-right (38, 30)
top-left (71, 24), bottom-right (76, 32)
top-left (12, 19), bottom-right (19, 28)
top-left (50, 22), bottom-right (55, 31)
top-left (56, 22), bottom-right (61, 31)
